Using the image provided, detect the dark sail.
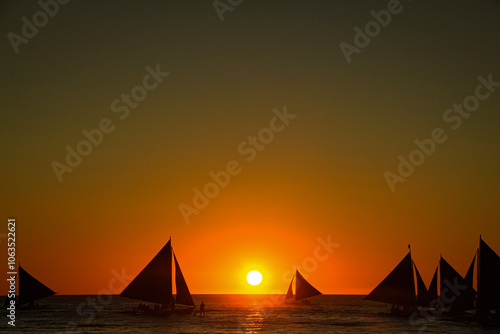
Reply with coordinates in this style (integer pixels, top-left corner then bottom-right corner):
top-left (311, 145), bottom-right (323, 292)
top-left (121, 239), bottom-right (173, 305)
top-left (174, 253), bottom-right (195, 306)
top-left (365, 251), bottom-right (415, 306)
top-left (477, 237), bottom-right (500, 312)
top-left (285, 275), bottom-right (294, 299)
top-left (295, 270), bottom-right (321, 300)
top-left (456, 255), bottom-right (476, 311)
top-left (464, 255), bottom-right (475, 285)
top-left (440, 256), bottom-right (462, 296)
top-left (414, 263), bottom-right (428, 307)
top-left (19, 266), bottom-right (56, 305)
top-left (451, 255), bottom-right (476, 312)
top-left (424, 266), bottom-right (439, 306)
top-left (440, 256), bottom-right (473, 312)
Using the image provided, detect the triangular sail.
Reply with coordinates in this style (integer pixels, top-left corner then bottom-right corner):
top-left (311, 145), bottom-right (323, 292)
top-left (464, 255), bottom-right (475, 285)
top-left (424, 266), bottom-right (439, 305)
top-left (120, 239), bottom-right (173, 305)
top-left (365, 251), bottom-right (415, 306)
top-left (440, 256), bottom-right (473, 312)
top-left (19, 266), bottom-right (56, 305)
top-left (285, 275), bottom-right (294, 299)
top-left (477, 237), bottom-right (500, 312)
top-left (174, 253), bottom-right (195, 306)
top-left (449, 255), bottom-right (476, 312)
top-left (414, 263), bottom-right (428, 307)
top-left (294, 270), bottom-right (321, 300)
top-left (440, 256), bottom-right (463, 296)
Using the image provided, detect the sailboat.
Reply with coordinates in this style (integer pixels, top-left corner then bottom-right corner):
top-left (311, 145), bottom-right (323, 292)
top-left (285, 270), bottom-right (322, 304)
top-left (438, 237), bottom-right (499, 323)
top-left (476, 236), bottom-right (500, 322)
top-left (120, 238), bottom-right (196, 315)
top-left (366, 238), bottom-right (500, 323)
top-left (364, 246), bottom-right (434, 315)
top-left (4, 265), bottom-right (57, 310)
top-left (365, 247), bottom-right (415, 314)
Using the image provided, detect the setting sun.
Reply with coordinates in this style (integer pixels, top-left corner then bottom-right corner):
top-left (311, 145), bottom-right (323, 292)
top-left (246, 270), bottom-right (263, 286)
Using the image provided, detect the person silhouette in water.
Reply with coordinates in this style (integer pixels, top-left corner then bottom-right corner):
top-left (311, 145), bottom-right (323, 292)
top-left (200, 301), bottom-right (205, 316)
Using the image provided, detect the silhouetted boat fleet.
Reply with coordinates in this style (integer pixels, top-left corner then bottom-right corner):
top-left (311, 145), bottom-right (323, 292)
top-left (365, 236), bottom-right (500, 324)
top-left (3, 236), bottom-right (499, 327)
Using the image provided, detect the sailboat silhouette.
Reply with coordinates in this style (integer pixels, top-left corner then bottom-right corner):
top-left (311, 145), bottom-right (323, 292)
top-left (120, 237), bottom-right (195, 315)
top-left (364, 248), bottom-right (416, 313)
top-left (285, 270), bottom-right (322, 304)
top-left (366, 239), bottom-right (500, 321)
top-left (476, 236), bottom-right (500, 323)
top-left (4, 265), bottom-right (56, 310)
top-left (364, 246), bottom-right (433, 316)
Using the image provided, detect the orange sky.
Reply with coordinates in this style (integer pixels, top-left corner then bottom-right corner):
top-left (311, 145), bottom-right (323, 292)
top-left (2, 180), bottom-right (498, 295)
top-left (1, 1), bottom-right (500, 296)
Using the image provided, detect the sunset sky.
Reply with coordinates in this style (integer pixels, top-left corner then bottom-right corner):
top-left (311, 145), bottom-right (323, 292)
top-left (1, 1), bottom-right (499, 295)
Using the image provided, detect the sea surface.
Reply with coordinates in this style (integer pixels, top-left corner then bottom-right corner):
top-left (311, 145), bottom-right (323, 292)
top-left (1, 295), bottom-right (499, 333)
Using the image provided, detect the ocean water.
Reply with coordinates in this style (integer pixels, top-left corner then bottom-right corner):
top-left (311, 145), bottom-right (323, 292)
top-left (2, 295), bottom-right (499, 333)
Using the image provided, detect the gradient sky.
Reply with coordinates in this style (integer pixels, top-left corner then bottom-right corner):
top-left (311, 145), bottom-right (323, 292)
top-left (1, 1), bottom-right (499, 295)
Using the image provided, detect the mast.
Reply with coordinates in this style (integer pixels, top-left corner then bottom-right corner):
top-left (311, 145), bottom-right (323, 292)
top-left (477, 237), bottom-right (481, 311)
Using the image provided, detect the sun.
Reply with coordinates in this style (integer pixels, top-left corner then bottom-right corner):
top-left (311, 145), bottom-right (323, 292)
top-left (246, 270), bottom-right (263, 286)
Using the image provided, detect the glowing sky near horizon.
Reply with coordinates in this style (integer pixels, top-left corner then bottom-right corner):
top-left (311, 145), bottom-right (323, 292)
top-left (1, 0), bottom-right (499, 295)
